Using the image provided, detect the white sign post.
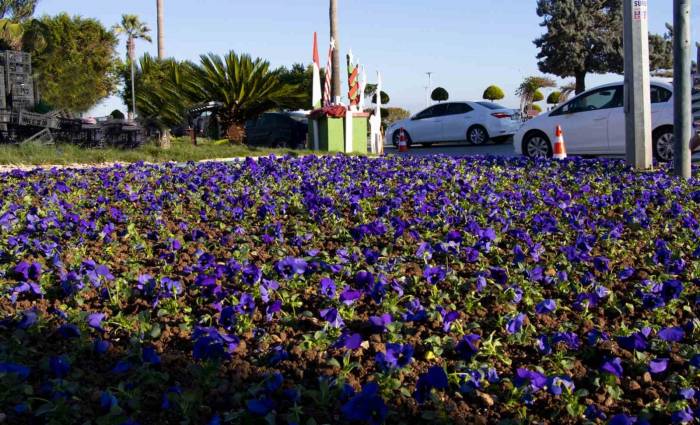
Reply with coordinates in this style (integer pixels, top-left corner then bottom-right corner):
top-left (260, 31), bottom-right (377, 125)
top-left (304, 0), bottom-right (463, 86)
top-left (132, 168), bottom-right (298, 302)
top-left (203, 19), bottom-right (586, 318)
top-left (623, 0), bottom-right (653, 170)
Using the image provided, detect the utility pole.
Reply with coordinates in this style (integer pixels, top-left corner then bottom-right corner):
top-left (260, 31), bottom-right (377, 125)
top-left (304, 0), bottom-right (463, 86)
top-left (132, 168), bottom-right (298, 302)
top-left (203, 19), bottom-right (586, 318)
top-left (425, 72), bottom-right (433, 107)
top-left (157, 0), bottom-right (165, 59)
top-left (673, 0), bottom-right (692, 179)
top-left (329, 0), bottom-right (342, 103)
top-left (623, 0), bottom-right (652, 170)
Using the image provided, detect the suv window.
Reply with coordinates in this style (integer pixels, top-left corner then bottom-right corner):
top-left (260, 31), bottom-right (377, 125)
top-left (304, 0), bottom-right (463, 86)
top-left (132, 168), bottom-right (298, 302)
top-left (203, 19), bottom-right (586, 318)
top-left (554, 86), bottom-right (622, 115)
top-left (257, 115), bottom-right (272, 126)
top-left (447, 103), bottom-right (473, 115)
top-left (431, 104), bottom-right (449, 117)
top-left (414, 106), bottom-right (437, 120)
top-left (650, 86), bottom-right (672, 103)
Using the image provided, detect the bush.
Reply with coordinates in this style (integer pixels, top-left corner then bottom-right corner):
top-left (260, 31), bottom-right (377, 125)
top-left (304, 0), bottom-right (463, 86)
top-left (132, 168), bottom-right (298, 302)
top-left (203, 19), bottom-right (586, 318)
top-left (547, 91), bottom-right (561, 105)
top-left (431, 87), bottom-right (449, 102)
top-left (483, 85), bottom-right (505, 101)
top-left (532, 90), bottom-right (544, 102)
top-left (532, 104), bottom-right (543, 112)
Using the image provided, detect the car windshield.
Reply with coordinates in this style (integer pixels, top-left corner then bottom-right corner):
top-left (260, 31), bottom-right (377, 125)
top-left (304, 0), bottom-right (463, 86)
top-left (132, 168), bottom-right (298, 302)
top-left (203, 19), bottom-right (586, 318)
top-left (477, 102), bottom-right (508, 110)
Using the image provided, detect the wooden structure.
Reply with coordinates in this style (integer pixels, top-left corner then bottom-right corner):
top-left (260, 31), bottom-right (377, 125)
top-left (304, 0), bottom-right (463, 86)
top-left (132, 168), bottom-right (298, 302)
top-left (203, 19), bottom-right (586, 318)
top-left (0, 50), bottom-right (144, 148)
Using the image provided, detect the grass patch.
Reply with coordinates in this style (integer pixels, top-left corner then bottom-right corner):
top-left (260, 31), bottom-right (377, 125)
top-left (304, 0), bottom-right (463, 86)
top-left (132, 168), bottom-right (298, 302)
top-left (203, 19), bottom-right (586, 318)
top-left (0, 137), bottom-right (314, 166)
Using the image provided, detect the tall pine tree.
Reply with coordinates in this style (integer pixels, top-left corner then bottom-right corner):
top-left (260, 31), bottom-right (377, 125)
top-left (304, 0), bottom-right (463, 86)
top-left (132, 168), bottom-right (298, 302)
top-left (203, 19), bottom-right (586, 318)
top-left (534, 0), bottom-right (672, 94)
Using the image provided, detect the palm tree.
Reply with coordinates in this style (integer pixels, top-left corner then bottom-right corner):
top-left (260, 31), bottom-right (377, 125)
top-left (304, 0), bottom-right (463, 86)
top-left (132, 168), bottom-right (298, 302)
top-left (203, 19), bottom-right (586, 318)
top-left (558, 82), bottom-right (577, 104)
top-left (113, 14), bottom-right (152, 120)
top-left (515, 76), bottom-right (555, 114)
top-left (156, 0), bottom-right (164, 59)
top-left (329, 0), bottom-right (340, 101)
top-left (187, 51), bottom-right (303, 144)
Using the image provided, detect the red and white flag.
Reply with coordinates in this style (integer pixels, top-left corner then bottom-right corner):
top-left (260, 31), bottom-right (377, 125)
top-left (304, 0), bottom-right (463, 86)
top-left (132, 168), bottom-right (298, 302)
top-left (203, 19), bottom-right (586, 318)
top-left (312, 32), bottom-right (321, 109)
top-left (323, 38), bottom-right (334, 107)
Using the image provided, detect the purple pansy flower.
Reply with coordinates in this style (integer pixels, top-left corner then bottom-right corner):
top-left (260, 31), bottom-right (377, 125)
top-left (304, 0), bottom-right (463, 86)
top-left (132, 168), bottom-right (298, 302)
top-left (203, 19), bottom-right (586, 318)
top-left (320, 308), bottom-right (344, 328)
top-left (535, 299), bottom-right (556, 314)
top-left (192, 326), bottom-right (239, 361)
top-left (649, 358), bottom-right (669, 374)
top-left (455, 334), bottom-right (480, 361)
top-left (87, 313), bottom-right (105, 332)
top-left (319, 277), bottom-right (336, 298)
top-left (548, 375), bottom-right (575, 395)
top-left (369, 313), bottom-right (392, 333)
top-left (506, 313), bottom-right (526, 334)
top-left (413, 366), bottom-right (449, 404)
top-left (276, 257), bottom-right (307, 279)
top-left (17, 310), bottom-right (38, 329)
top-left (142, 347), bottom-right (161, 365)
top-left (601, 357), bottom-right (623, 378)
top-left (423, 266), bottom-right (447, 285)
top-left (376, 343), bottom-right (414, 370)
top-left (617, 332), bottom-right (648, 351)
top-left (246, 397), bottom-right (275, 416)
top-left (514, 368), bottom-right (547, 391)
top-left (49, 355), bottom-right (70, 378)
top-left (336, 333), bottom-right (363, 350)
top-left (608, 414), bottom-right (637, 425)
top-left (341, 382), bottom-right (387, 425)
top-left (339, 287), bottom-right (362, 305)
top-left (658, 326), bottom-right (685, 342)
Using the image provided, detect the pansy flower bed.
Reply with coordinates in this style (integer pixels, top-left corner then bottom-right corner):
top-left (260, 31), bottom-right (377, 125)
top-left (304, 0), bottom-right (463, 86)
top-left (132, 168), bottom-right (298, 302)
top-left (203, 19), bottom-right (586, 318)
top-left (0, 155), bottom-right (699, 424)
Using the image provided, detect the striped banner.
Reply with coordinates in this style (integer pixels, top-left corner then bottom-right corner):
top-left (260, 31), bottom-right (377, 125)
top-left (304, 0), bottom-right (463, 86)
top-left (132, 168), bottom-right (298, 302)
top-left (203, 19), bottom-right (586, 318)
top-left (323, 39), bottom-right (334, 107)
top-left (347, 51), bottom-right (359, 107)
top-left (312, 32), bottom-right (322, 109)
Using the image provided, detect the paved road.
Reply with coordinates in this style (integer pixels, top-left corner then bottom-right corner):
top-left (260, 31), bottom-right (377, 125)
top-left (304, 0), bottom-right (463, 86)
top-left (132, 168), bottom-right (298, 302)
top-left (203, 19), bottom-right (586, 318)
top-left (384, 141), bottom-right (516, 157)
top-left (384, 140), bottom-right (700, 162)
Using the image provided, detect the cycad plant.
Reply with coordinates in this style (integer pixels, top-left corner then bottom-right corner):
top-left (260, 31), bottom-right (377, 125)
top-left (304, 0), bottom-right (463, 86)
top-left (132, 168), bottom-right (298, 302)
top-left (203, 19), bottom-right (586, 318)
top-left (134, 54), bottom-right (192, 149)
top-left (188, 51), bottom-right (302, 143)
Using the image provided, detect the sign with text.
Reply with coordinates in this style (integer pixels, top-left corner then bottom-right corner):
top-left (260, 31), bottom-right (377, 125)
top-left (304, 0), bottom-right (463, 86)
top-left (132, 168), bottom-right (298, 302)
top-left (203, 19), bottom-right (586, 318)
top-left (633, 0), bottom-right (648, 21)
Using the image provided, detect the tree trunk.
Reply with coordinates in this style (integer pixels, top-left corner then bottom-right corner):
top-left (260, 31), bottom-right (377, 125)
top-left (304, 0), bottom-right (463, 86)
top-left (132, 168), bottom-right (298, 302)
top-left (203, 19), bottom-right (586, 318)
top-left (157, 128), bottom-right (171, 149)
top-left (156, 0), bottom-right (165, 59)
top-left (575, 72), bottom-right (586, 94)
top-left (226, 122), bottom-right (246, 144)
top-left (329, 0), bottom-right (341, 102)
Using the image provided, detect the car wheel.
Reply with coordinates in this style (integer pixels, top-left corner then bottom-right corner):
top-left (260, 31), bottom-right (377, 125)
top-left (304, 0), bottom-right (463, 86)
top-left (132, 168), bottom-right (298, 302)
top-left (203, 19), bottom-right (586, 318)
top-left (392, 131), bottom-right (400, 147)
top-left (652, 128), bottom-right (674, 162)
top-left (467, 126), bottom-right (489, 145)
top-left (523, 133), bottom-right (552, 158)
top-left (273, 138), bottom-right (289, 148)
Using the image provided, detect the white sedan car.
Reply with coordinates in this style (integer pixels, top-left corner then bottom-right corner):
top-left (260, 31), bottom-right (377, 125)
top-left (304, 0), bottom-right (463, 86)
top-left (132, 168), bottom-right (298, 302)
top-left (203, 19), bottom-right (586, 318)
top-left (386, 101), bottom-right (521, 147)
top-left (515, 81), bottom-right (676, 161)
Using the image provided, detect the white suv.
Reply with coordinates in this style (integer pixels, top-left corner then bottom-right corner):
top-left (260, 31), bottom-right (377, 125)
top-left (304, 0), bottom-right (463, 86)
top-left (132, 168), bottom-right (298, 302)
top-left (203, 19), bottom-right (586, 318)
top-left (514, 81), bottom-right (675, 161)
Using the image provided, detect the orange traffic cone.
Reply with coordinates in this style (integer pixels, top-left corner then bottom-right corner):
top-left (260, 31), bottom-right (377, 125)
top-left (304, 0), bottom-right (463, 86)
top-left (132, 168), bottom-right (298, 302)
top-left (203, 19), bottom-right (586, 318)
top-left (398, 128), bottom-right (408, 153)
top-left (553, 125), bottom-right (567, 160)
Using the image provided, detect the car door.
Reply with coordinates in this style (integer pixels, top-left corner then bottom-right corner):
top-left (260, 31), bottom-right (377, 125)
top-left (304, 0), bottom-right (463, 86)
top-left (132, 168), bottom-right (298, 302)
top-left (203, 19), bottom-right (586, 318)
top-left (442, 103), bottom-right (475, 141)
top-left (409, 104), bottom-right (447, 142)
top-left (245, 115), bottom-right (269, 145)
top-left (607, 84), bottom-right (673, 154)
top-left (550, 86), bottom-right (622, 153)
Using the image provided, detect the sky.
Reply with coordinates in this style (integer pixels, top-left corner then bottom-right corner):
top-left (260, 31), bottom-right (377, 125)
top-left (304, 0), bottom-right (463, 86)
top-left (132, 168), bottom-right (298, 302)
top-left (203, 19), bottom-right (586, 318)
top-left (35, 0), bottom-right (699, 116)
